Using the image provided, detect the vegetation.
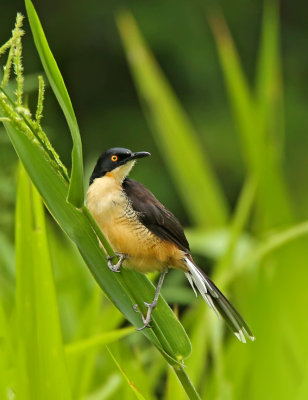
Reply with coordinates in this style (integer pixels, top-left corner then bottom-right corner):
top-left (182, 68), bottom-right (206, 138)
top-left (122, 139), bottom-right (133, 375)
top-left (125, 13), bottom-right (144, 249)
top-left (1, 1), bottom-right (308, 399)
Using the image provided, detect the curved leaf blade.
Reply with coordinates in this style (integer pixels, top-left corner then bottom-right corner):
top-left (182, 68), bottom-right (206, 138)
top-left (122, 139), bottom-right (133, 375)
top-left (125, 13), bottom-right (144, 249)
top-left (25, 0), bottom-right (84, 207)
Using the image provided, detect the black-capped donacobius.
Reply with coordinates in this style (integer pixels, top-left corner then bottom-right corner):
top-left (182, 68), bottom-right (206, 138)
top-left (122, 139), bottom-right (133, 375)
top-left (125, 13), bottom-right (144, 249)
top-left (87, 147), bottom-right (255, 342)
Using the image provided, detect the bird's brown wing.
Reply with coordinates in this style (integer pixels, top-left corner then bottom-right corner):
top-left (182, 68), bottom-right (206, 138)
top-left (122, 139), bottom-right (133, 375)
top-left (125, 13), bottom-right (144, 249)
top-left (122, 178), bottom-right (190, 253)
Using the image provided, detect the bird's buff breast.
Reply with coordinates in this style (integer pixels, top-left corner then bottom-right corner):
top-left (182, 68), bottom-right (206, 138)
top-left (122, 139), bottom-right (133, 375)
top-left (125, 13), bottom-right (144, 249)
top-left (87, 176), bottom-right (183, 273)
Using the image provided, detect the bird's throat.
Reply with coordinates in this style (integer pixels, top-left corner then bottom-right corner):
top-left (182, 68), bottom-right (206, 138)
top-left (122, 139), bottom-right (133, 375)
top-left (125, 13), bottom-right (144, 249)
top-left (106, 160), bottom-right (135, 183)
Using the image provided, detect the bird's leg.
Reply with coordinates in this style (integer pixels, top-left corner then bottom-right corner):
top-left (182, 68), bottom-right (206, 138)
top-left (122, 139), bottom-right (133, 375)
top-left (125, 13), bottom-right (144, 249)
top-left (134, 269), bottom-right (168, 331)
top-left (107, 252), bottom-right (128, 272)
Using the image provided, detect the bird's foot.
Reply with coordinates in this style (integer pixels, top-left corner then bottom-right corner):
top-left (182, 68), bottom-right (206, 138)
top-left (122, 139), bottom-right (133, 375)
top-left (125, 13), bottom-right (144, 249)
top-left (133, 270), bottom-right (167, 331)
top-left (133, 300), bottom-right (158, 331)
top-left (107, 252), bottom-right (128, 272)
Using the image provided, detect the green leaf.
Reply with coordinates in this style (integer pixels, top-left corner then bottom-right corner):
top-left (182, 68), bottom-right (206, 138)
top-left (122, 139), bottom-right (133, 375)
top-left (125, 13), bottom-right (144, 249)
top-left (0, 230), bottom-right (15, 308)
top-left (254, 0), bottom-right (292, 229)
top-left (117, 11), bottom-right (228, 228)
top-left (15, 163), bottom-right (71, 400)
top-left (25, 0), bottom-right (84, 208)
top-left (0, 298), bottom-right (11, 400)
top-left (107, 347), bottom-right (147, 400)
top-left (209, 4), bottom-right (292, 230)
top-left (208, 12), bottom-right (256, 169)
top-left (66, 327), bottom-right (135, 356)
top-left (256, 0), bottom-right (281, 127)
top-left (108, 342), bottom-right (156, 400)
top-left (182, 301), bottom-right (210, 391)
top-left (67, 287), bottom-right (105, 400)
top-left (172, 366), bottom-right (201, 400)
top-left (214, 174), bottom-right (257, 278)
top-left (84, 375), bottom-right (122, 400)
top-left (166, 365), bottom-right (187, 400)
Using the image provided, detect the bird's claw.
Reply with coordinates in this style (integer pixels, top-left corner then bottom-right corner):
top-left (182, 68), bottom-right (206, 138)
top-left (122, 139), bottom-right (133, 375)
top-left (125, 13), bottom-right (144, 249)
top-left (107, 252), bottom-right (128, 272)
top-left (133, 301), bottom-right (157, 331)
top-left (133, 304), bottom-right (139, 312)
top-left (132, 271), bottom-right (167, 331)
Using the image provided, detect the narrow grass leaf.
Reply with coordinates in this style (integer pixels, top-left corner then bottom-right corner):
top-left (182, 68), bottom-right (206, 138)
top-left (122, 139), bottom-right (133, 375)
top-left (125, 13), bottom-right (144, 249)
top-left (67, 287), bottom-right (104, 400)
top-left (0, 298), bottom-right (11, 400)
top-left (166, 366), bottom-right (187, 400)
top-left (15, 164), bottom-right (71, 400)
top-left (173, 367), bottom-right (201, 400)
top-left (25, 0), bottom-right (84, 207)
top-left (107, 347), bottom-right (147, 400)
top-left (0, 231), bottom-right (15, 308)
top-left (15, 162), bottom-right (38, 400)
top-left (85, 375), bottom-right (122, 400)
top-left (110, 341), bottom-right (156, 400)
top-left (256, 0), bottom-right (280, 128)
top-left (214, 174), bottom-right (257, 278)
top-left (117, 11), bottom-right (228, 228)
top-left (0, 230), bottom-right (14, 273)
top-left (66, 327), bottom-right (135, 356)
top-left (254, 0), bottom-right (292, 228)
top-left (210, 6), bottom-right (292, 230)
top-left (182, 301), bottom-right (210, 390)
top-left (209, 12), bottom-right (256, 169)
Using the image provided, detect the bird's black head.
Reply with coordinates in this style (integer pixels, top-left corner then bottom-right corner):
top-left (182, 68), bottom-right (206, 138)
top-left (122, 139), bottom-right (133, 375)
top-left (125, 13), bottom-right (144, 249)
top-left (89, 147), bottom-right (150, 185)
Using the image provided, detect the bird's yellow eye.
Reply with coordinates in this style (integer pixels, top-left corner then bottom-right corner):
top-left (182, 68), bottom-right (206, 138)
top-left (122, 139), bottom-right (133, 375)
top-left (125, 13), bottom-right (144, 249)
top-left (111, 155), bottom-right (118, 162)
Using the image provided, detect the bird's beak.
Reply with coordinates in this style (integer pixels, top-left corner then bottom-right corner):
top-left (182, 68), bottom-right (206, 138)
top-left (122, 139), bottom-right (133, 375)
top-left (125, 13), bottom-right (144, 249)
top-left (130, 151), bottom-right (151, 160)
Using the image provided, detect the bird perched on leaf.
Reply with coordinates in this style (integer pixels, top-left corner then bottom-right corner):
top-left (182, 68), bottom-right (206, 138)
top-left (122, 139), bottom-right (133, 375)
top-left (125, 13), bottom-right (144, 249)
top-left (87, 147), bottom-right (255, 343)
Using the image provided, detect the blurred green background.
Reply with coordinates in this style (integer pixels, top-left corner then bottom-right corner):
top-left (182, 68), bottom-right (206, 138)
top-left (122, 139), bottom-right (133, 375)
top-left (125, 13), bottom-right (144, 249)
top-left (1, 0), bottom-right (308, 399)
top-left (1, 0), bottom-right (308, 233)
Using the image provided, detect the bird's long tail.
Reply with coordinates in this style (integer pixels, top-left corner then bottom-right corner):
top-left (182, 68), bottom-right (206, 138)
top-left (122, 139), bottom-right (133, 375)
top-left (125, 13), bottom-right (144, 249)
top-left (184, 256), bottom-right (255, 343)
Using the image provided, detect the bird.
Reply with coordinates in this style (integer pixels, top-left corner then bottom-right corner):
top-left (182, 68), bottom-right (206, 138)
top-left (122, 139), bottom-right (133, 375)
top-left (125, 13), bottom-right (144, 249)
top-left (87, 147), bottom-right (255, 343)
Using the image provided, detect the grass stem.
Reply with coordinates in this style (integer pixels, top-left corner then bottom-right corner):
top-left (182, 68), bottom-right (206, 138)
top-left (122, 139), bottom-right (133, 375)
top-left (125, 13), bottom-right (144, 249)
top-left (173, 367), bottom-right (201, 400)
